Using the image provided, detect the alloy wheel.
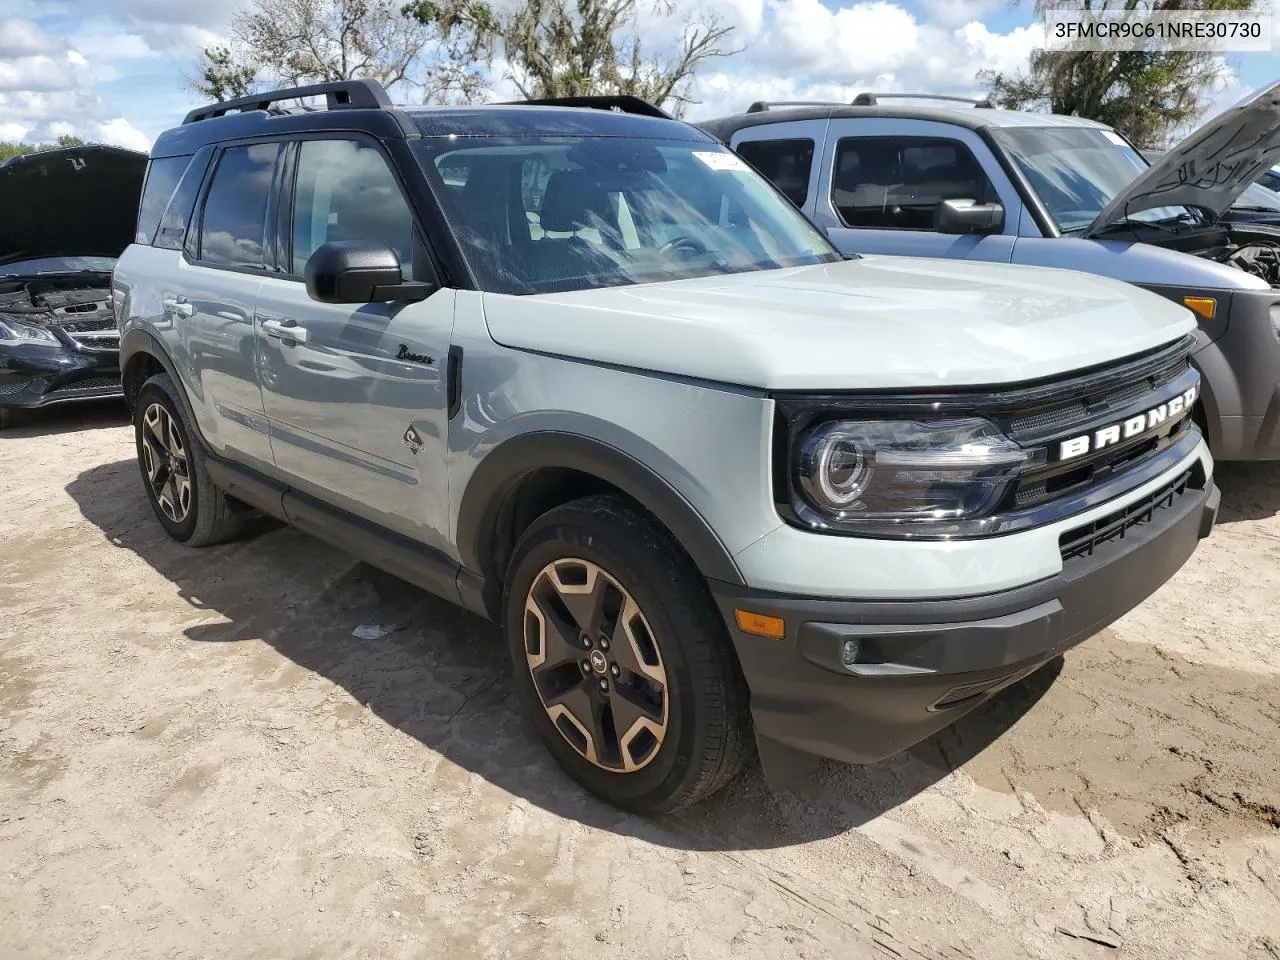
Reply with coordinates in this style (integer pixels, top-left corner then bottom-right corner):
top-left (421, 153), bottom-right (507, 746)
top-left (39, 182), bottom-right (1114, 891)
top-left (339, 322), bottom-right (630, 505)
top-left (523, 558), bottom-right (669, 772)
top-left (139, 402), bottom-right (192, 524)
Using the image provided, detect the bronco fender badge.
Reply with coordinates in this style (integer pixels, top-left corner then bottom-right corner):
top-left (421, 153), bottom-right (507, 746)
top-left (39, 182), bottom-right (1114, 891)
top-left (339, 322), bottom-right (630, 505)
top-left (1059, 384), bottom-right (1198, 461)
top-left (402, 424), bottom-right (424, 455)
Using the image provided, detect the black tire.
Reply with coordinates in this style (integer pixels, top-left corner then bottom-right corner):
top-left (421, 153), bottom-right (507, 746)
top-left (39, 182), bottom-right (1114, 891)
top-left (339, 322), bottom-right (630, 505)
top-left (503, 494), bottom-right (751, 814)
top-left (0, 407), bottom-right (14, 430)
top-left (133, 372), bottom-right (243, 546)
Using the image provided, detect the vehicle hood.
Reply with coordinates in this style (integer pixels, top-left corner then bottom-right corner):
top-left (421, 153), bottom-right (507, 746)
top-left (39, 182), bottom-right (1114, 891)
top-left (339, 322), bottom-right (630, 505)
top-left (481, 257), bottom-right (1196, 391)
top-left (0, 145), bottom-right (148, 268)
top-left (1085, 79), bottom-right (1280, 236)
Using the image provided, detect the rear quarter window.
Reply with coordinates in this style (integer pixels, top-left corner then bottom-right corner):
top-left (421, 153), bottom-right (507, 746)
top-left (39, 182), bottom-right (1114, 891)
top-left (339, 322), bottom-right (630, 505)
top-left (155, 149), bottom-right (212, 252)
top-left (135, 156), bottom-right (191, 245)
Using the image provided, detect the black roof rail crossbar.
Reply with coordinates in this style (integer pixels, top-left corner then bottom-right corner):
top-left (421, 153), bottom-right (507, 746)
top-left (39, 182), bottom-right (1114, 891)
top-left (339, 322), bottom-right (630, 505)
top-left (746, 100), bottom-right (845, 113)
top-left (183, 79), bottom-right (393, 125)
top-left (852, 92), bottom-right (994, 109)
top-left (503, 95), bottom-right (672, 119)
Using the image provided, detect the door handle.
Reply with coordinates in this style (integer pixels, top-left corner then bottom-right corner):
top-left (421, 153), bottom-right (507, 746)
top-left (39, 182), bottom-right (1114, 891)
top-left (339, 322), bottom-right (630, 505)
top-left (162, 297), bottom-right (194, 318)
top-left (261, 317), bottom-right (309, 344)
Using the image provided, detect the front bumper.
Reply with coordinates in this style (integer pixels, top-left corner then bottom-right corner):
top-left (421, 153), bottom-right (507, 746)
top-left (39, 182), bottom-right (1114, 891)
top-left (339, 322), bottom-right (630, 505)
top-left (0, 341), bottom-right (121, 411)
top-left (712, 464), bottom-right (1219, 780)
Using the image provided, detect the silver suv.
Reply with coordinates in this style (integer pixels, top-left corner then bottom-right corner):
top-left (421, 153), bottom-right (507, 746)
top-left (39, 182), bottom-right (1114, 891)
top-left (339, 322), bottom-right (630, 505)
top-left (115, 81), bottom-right (1219, 813)
top-left (700, 84), bottom-right (1280, 462)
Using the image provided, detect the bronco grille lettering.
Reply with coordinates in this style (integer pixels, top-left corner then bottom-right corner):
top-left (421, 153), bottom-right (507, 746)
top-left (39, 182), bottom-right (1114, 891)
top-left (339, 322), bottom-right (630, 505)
top-left (1058, 384), bottom-right (1198, 461)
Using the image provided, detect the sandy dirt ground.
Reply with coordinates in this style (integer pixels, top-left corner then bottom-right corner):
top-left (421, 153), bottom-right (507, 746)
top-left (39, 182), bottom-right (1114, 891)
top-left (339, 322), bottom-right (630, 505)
top-left (1, 404), bottom-right (1278, 960)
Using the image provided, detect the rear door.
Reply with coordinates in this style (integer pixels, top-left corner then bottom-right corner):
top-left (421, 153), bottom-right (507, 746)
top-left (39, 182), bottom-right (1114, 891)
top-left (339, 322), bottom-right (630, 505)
top-left (729, 120), bottom-right (828, 220)
top-left (254, 135), bottom-right (455, 551)
top-left (173, 140), bottom-right (284, 468)
top-left (810, 119), bottom-right (1019, 262)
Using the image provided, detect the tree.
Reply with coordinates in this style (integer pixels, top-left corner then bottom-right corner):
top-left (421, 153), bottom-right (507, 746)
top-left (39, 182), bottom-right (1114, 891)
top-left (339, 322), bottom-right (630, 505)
top-left (980, 0), bottom-right (1255, 148)
top-left (405, 0), bottom-right (737, 116)
top-left (186, 0), bottom-right (486, 104)
top-left (0, 136), bottom-right (87, 164)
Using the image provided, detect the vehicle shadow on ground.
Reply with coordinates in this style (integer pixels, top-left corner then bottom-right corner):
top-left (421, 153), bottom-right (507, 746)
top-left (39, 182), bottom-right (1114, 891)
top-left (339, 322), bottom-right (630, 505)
top-left (1, 401), bottom-right (129, 438)
top-left (1213, 460), bottom-right (1280, 523)
top-left (69, 457), bottom-right (1060, 852)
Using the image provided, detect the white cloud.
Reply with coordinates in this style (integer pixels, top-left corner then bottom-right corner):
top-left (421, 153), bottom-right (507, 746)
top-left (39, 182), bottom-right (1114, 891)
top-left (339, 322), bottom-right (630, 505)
top-left (920, 0), bottom-right (1004, 28)
top-left (0, 19), bottom-right (58, 57)
top-left (97, 116), bottom-right (151, 151)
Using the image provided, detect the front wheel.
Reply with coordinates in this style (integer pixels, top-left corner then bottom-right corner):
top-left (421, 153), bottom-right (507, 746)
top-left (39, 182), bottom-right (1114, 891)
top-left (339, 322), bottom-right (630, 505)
top-left (503, 495), bottom-right (751, 813)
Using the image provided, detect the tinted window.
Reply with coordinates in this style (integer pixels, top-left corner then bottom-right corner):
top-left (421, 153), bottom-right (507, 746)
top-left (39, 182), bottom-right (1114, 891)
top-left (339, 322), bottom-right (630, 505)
top-left (418, 138), bottom-right (837, 296)
top-left (198, 143), bottom-right (280, 268)
top-left (735, 138), bottom-right (814, 206)
top-left (291, 139), bottom-right (414, 276)
top-left (135, 156), bottom-right (190, 245)
top-left (155, 150), bottom-right (211, 252)
top-left (831, 137), bottom-right (998, 230)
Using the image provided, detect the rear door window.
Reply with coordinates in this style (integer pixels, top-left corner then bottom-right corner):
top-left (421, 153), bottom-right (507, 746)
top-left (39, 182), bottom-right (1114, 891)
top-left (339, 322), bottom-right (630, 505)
top-left (735, 138), bottom-right (815, 207)
top-left (197, 143), bottom-right (281, 269)
top-left (155, 149), bottom-right (212, 252)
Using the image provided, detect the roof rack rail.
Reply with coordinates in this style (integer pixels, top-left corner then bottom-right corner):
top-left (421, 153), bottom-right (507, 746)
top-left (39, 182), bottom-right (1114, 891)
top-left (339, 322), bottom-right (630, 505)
top-left (182, 79), bottom-right (392, 125)
top-left (746, 100), bottom-right (845, 113)
top-left (852, 92), bottom-right (994, 109)
top-left (506, 95), bottom-right (672, 120)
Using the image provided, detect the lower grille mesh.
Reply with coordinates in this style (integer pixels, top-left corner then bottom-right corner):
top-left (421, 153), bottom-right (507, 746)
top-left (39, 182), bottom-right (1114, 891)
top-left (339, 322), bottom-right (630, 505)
top-left (1058, 466), bottom-right (1200, 562)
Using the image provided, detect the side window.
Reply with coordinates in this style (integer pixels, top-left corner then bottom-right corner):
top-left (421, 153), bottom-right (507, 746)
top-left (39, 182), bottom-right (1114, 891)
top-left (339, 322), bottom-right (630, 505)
top-left (291, 139), bottom-right (415, 277)
top-left (135, 156), bottom-right (190, 245)
top-left (831, 137), bottom-right (997, 230)
top-left (155, 150), bottom-right (211, 252)
top-left (735, 138), bottom-right (815, 207)
top-left (198, 143), bottom-right (281, 268)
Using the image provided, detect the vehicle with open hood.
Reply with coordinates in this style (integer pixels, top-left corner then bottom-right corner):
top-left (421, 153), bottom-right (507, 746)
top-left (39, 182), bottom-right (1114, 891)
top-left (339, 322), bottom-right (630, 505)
top-left (701, 82), bottom-right (1280, 461)
top-left (0, 144), bottom-right (147, 427)
top-left (114, 81), bottom-right (1217, 814)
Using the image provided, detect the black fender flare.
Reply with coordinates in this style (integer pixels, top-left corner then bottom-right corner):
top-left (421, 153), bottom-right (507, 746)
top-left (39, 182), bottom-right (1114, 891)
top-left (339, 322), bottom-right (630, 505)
top-left (455, 430), bottom-right (746, 587)
top-left (1189, 336), bottom-right (1239, 454)
top-left (119, 328), bottom-right (206, 442)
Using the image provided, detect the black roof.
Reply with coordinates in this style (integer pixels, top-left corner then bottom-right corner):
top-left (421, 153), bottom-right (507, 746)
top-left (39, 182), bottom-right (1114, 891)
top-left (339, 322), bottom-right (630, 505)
top-left (154, 81), bottom-right (710, 158)
top-left (696, 104), bottom-right (1004, 143)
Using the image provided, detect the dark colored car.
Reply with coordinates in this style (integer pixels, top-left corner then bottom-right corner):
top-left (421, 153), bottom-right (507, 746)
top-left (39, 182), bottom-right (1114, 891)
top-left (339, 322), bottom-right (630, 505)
top-left (0, 145), bottom-right (147, 428)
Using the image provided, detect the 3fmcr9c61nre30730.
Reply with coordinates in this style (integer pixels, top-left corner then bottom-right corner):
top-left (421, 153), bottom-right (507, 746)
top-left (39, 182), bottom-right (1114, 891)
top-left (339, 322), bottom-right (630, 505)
top-left (114, 80), bottom-right (1219, 814)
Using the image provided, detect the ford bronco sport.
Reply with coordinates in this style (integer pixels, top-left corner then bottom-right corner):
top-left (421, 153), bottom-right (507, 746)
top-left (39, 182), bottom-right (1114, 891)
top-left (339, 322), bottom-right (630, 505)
top-left (116, 81), bottom-right (1219, 813)
top-left (701, 84), bottom-right (1280, 462)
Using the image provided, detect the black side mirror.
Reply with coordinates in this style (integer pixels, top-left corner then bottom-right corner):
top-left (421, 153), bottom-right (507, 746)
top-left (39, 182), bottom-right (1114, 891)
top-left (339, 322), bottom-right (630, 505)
top-left (304, 241), bottom-right (434, 304)
top-left (935, 198), bottom-right (1004, 235)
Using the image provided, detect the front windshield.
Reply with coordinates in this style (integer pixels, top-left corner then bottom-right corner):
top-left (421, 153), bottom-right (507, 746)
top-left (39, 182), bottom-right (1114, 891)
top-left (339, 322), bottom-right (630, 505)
top-left (995, 127), bottom-right (1193, 233)
top-left (1236, 181), bottom-right (1280, 212)
top-left (0, 256), bottom-right (117, 278)
top-left (414, 136), bottom-right (840, 295)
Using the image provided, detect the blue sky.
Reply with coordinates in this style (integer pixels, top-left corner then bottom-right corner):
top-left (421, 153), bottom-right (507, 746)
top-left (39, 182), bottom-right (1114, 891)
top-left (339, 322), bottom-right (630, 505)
top-left (1, 0), bottom-right (1277, 150)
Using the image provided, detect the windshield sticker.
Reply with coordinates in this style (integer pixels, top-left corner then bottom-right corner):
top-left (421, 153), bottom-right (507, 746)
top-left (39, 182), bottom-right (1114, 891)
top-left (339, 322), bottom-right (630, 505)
top-left (1101, 130), bottom-right (1128, 147)
top-left (693, 151), bottom-right (750, 172)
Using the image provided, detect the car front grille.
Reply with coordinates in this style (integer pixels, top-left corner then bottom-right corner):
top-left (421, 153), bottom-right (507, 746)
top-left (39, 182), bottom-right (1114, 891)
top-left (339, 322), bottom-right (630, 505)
top-left (1058, 464), bottom-right (1202, 563)
top-left (992, 336), bottom-right (1198, 514)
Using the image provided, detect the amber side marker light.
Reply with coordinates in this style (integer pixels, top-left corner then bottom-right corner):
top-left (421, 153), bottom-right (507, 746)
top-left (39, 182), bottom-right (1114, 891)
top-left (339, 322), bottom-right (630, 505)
top-left (735, 609), bottom-right (786, 639)
top-left (1183, 296), bottom-right (1216, 320)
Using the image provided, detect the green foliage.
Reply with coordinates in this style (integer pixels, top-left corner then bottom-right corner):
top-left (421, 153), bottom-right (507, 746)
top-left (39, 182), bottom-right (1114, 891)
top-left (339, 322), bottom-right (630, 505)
top-left (980, 0), bottom-right (1258, 147)
top-left (0, 135), bottom-right (87, 164)
top-left (185, 0), bottom-right (487, 106)
top-left (404, 0), bottom-right (736, 116)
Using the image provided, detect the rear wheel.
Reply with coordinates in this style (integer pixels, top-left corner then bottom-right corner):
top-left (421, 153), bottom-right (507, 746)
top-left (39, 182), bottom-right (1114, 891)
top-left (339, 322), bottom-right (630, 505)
top-left (134, 373), bottom-right (243, 546)
top-left (503, 495), bottom-right (750, 813)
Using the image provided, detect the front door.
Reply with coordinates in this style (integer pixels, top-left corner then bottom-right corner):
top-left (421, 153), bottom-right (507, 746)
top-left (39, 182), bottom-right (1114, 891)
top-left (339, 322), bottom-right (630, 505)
top-left (813, 120), bottom-right (1019, 263)
top-left (255, 136), bottom-right (455, 551)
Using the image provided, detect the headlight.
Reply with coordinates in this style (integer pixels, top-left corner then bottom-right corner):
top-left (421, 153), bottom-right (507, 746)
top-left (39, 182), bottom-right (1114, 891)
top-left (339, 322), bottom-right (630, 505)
top-left (0, 317), bottom-right (60, 345)
top-left (793, 418), bottom-right (1030, 530)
